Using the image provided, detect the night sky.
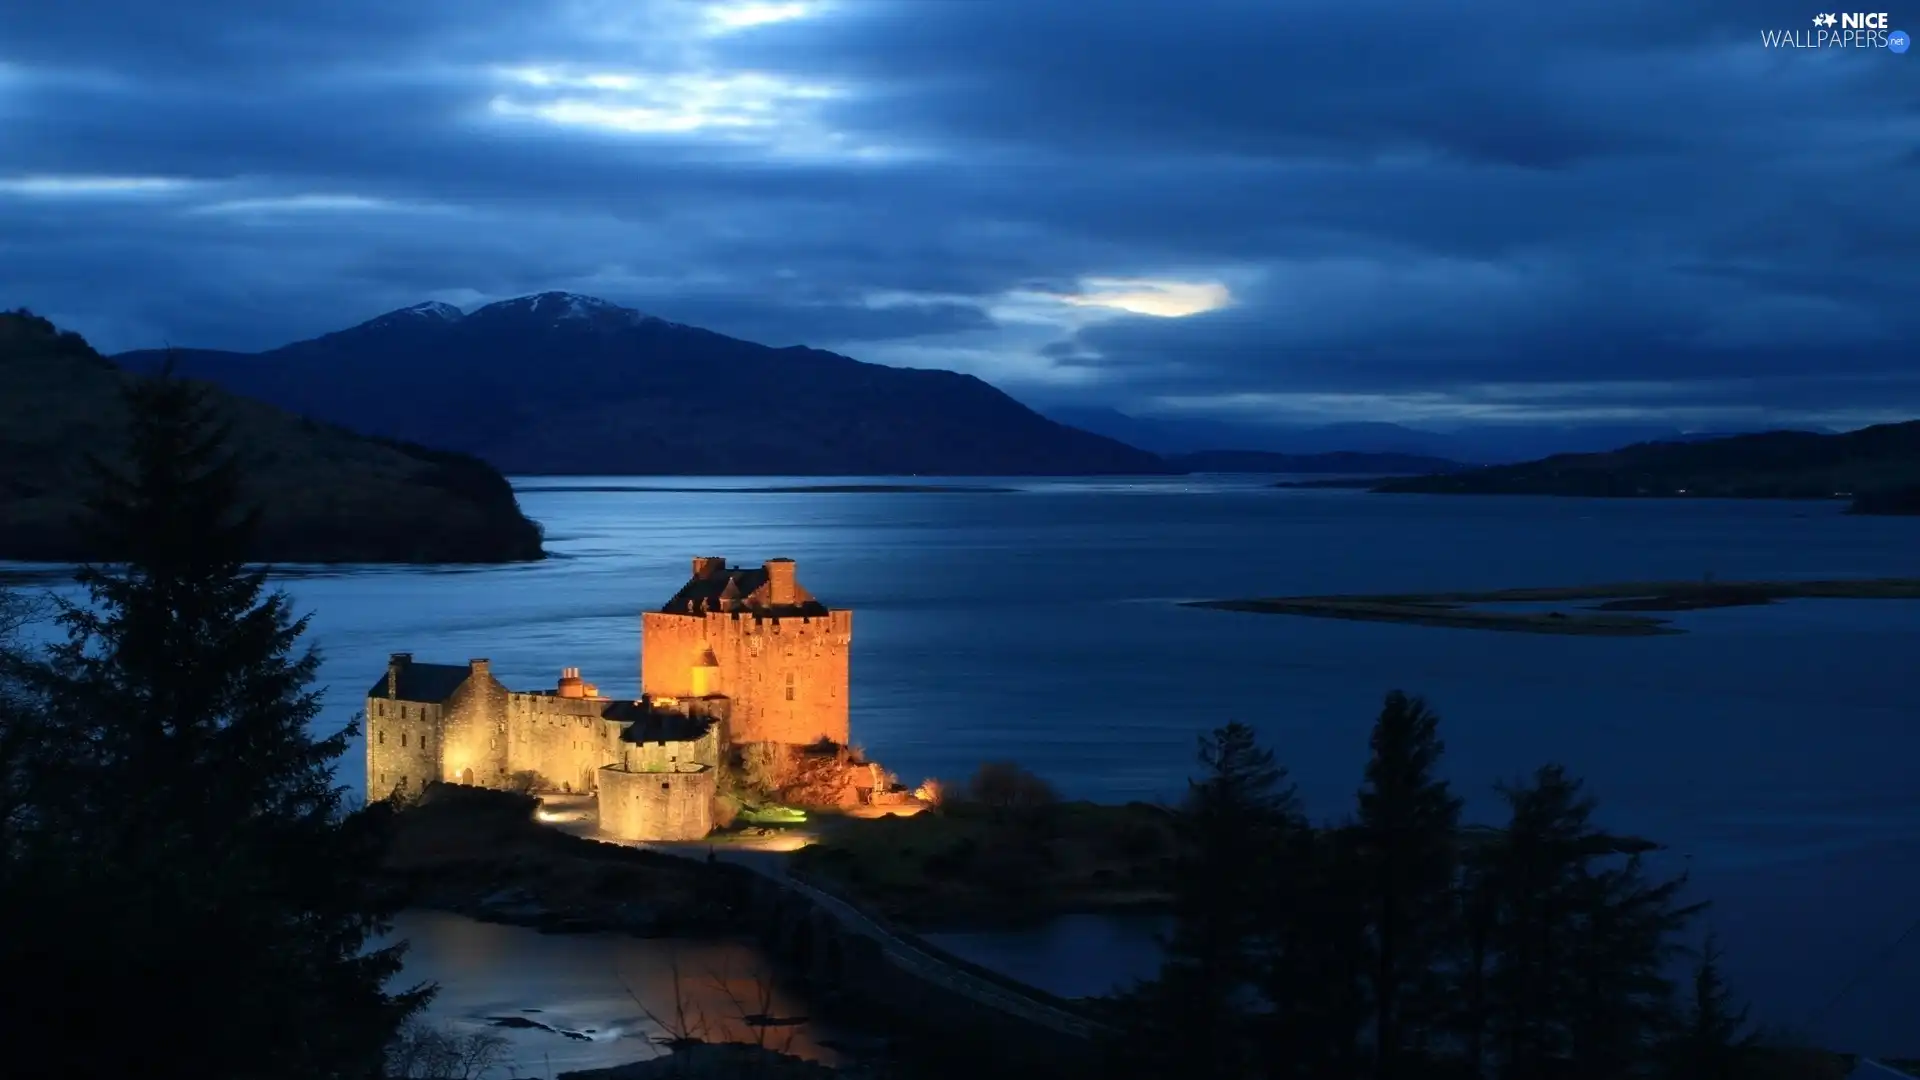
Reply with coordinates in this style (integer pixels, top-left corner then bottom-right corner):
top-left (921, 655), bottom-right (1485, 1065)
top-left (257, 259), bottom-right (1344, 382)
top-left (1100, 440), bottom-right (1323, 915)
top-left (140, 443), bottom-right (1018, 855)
top-left (2, 0), bottom-right (1914, 432)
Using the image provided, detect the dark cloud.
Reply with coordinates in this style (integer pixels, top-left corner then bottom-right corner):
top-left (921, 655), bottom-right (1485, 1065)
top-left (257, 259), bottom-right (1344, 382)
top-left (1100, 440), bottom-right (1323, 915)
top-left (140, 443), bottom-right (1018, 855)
top-left (0, 0), bottom-right (1914, 429)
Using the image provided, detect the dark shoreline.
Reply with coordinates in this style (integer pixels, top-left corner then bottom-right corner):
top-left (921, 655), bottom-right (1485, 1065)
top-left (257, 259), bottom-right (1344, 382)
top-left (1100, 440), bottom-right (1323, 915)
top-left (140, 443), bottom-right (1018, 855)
top-left (1186, 578), bottom-right (1920, 636)
top-left (513, 483), bottom-right (1018, 494)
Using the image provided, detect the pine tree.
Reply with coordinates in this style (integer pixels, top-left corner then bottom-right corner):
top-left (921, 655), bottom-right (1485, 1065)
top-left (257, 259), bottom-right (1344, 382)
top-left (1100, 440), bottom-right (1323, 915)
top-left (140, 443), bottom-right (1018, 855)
top-left (1657, 934), bottom-right (1755, 1080)
top-left (1110, 722), bottom-right (1305, 1080)
top-left (1353, 691), bottom-right (1463, 1078)
top-left (0, 587), bottom-right (54, 865)
top-left (1480, 765), bottom-right (1702, 1080)
top-left (1258, 821), bottom-right (1371, 1079)
top-left (4, 364), bottom-right (429, 1077)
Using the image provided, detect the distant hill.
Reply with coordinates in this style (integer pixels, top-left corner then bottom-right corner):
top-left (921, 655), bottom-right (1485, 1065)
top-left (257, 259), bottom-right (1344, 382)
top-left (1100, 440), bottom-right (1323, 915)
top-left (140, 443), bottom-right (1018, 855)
top-left (121, 293), bottom-right (1166, 477)
top-left (1373, 422), bottom-right (1920, 506)
top-left (1038, 407), bottom-right (1801, 464)
top-left (1, 310), bottom-right (545, 563)
top-left (1163, 449), bottom-right (1466, 474)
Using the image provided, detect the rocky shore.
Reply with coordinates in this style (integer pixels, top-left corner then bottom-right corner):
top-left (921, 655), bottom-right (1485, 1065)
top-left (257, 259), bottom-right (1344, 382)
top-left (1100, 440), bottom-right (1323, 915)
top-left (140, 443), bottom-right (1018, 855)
top-left (384, 785), bottom-right (746, 938)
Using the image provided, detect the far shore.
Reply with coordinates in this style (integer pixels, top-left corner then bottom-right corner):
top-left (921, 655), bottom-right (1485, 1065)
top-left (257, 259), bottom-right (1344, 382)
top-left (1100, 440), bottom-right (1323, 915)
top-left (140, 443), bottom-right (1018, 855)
top-left (1186, 578), bottom-right (1920, 636)
top-left (512, 483), bottom-right (1018, 494)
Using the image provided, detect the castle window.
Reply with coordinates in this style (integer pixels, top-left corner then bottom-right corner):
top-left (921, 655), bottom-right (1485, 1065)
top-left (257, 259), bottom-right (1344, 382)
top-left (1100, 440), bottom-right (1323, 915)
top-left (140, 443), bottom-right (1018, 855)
top-left (661, 782), bottom-right (670, 791)
top-left (422, 735), bottom-right (430, 750)
top-left (400, 732), bottom-right (407, 748)
top-left (377, 730), bottom-right (384, 745)
top-left (785, 673), bottom-right (795, 701)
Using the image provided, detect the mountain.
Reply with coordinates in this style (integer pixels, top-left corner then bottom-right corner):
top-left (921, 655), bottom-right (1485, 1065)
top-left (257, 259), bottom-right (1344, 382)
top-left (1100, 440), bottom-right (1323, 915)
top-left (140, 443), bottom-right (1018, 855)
top-left (1, 310), bottom-right (545, 563)
top-left (1163, 449), bottom-right (1466, 474)
top-left (1372, 422), bottom-right (1920, 503)
top-left (121, 293), bottom-right (1166, 476)
top-left (1041, 407), bottom-right (1821, 464)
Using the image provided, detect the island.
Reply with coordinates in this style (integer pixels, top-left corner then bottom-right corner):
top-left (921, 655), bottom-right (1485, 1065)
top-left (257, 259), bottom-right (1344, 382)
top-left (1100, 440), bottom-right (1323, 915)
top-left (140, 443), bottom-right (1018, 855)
top-left (1185, 578), bottom-right (1920, 636)
top-left (0, 310), bottom-right (545, 564)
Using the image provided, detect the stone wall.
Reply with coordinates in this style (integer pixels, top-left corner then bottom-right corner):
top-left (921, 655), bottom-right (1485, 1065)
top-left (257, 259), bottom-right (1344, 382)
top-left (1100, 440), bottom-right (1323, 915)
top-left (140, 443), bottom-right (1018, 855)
top-left (597, 764), bottom-right (716, 842)
top-left (365, 696), bottom-right (441, 799)
top-left (438, 666), bottom-right (510, 786)
top-left (641, 610), bottom-right (851, 747)
top-left (506, 692), bottom-right (625, 793)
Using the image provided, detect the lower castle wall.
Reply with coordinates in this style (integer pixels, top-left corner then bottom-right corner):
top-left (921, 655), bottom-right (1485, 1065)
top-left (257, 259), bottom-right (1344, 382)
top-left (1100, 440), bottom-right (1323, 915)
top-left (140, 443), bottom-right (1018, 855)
top-left (598, 766), bottom-right (716, 842)
top-left (506, 693), bottom-right (625, 793)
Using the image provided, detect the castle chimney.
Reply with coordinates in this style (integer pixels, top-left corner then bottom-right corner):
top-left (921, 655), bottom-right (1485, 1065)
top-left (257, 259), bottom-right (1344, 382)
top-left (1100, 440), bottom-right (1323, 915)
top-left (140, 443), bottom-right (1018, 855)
top-left (558, 666), bottom-right (585, 699)
top-left (469, 658), bottom-right (490, 677)
top-left (386, 652), bottom-right (411, 698)
top-left (765, 558), bottom-right (797, 606)
top-left (692, 556), bottom-right (727, 580)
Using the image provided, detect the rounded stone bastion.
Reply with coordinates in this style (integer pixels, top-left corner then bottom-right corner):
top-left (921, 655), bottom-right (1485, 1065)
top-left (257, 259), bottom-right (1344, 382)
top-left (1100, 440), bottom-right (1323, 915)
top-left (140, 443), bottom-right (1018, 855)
top-left (596, 762), bottom-right (716, 842)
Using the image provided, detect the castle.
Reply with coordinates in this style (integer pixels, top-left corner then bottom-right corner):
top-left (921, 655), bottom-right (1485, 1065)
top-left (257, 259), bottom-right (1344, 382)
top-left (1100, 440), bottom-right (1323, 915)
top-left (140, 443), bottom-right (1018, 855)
top-left (365, 556), bottom-right (853, 841)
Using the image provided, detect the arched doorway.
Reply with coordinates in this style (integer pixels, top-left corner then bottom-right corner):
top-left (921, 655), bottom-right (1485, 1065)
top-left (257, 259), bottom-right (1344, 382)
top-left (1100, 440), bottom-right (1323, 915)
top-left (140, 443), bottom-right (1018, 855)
top-left (460, 767), bottom-right (474, 786)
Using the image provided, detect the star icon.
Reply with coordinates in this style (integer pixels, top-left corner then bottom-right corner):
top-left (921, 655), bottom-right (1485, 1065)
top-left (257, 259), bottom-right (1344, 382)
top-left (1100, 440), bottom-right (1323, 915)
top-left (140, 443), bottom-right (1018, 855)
top-left (1824, 13), bottom-right (1840, 26)
top-left (1814, 13), bottom-right (1827, 25)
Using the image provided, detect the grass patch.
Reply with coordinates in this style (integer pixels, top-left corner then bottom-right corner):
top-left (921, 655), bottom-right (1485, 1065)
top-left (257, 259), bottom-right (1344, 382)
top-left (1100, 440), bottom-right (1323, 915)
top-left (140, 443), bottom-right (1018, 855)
top-left (791, 799), bottom-right (1179, 929)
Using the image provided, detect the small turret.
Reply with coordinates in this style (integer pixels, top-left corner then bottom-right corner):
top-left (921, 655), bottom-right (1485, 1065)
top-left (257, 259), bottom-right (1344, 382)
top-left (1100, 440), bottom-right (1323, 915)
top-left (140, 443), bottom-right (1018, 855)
top-left (689, 649), bottom-right (720, 697)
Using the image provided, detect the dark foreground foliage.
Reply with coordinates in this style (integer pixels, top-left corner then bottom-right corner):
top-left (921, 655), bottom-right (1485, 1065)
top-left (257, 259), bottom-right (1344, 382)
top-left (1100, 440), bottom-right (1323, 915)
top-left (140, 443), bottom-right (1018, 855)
top-left (0, 364), bottom-right (429, 1077)
top-left (1100, 694), bottom-right (1823, 1080)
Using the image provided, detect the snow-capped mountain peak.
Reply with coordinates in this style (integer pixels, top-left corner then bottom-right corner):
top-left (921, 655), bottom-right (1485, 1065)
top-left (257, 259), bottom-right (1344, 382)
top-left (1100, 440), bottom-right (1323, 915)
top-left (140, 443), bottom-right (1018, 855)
top-left (471, 291), bottom-right (655, 327)
top-left (353, 300), bottom-right (466, 333)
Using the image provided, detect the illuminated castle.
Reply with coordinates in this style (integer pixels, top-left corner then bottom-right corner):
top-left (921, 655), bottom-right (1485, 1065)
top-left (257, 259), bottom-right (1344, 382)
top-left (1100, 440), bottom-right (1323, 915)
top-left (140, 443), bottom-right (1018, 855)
top-left (365, 556), bottom-right (853, 841)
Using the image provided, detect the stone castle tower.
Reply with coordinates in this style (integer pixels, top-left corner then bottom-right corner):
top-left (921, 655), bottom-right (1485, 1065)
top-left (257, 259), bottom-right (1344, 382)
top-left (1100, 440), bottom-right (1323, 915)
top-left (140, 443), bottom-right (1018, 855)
top-left (640, 556), bottom-right (852, 746)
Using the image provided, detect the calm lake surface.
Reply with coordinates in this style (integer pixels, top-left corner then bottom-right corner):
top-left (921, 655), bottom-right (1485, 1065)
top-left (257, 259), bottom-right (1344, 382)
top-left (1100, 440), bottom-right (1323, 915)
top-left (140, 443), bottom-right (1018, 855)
top-left (11, 475), bottom-right (1918, 1053)
top-left (384, 910), bottom-right (841, 1074)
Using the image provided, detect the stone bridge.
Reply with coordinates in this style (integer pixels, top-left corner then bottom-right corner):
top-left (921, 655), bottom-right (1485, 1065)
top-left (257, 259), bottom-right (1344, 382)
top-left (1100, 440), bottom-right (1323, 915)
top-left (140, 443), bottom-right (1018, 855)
top-left (659, 844), bottom-right (1112, 1068)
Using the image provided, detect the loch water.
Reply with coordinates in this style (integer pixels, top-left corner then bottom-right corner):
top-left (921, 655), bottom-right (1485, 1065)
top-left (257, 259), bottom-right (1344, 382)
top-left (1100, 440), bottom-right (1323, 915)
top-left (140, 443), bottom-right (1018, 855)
top-left (12, 475), bottom-right (1919, 1054)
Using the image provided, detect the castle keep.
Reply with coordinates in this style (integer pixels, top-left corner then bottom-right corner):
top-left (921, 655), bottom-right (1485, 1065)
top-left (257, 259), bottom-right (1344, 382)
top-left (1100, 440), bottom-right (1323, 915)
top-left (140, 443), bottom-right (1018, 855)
top-left (365, 556), bottom-right (852, 842)
top-left (642, 556), bottom-right (852, 747)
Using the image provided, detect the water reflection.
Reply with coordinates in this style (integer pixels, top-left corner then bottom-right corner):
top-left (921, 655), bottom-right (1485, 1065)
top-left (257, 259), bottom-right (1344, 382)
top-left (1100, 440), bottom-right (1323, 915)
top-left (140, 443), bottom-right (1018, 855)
top-left (924, 913), bottom-right (1170, 1000)
top-left (386, 911), bottom-right (838, 1074)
